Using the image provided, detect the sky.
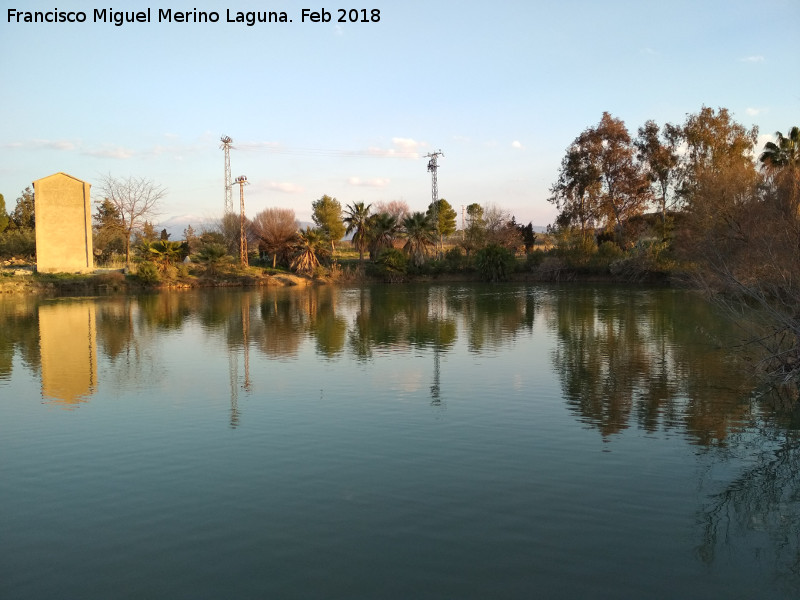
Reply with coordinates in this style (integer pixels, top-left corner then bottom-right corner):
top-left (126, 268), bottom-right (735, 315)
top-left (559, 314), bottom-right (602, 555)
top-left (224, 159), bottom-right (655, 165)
top-left (2, 0), bottom-right (798, 235)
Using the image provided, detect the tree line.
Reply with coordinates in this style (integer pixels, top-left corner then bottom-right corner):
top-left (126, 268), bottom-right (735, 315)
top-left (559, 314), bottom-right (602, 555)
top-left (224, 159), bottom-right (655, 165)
top-left (548, 106), bottom-right (798, 392)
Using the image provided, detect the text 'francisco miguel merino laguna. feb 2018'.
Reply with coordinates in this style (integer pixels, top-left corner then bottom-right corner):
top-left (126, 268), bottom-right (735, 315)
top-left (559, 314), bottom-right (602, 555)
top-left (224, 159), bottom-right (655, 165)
top-left (6, 8), bottom-right (383, 27)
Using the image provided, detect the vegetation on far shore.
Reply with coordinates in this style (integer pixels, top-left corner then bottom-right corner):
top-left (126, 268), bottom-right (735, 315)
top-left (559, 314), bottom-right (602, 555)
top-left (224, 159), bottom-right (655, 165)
top-left (1, 107), bottom-right (798, 395)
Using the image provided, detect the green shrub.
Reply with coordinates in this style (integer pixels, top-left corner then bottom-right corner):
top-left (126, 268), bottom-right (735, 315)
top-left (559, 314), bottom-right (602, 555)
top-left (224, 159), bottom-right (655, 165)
top-left (369, 248), bottom-right (407, 281)
top-left (525, 250), bottom-right (546, 270)
top-left (475, 244), bottom-right (517, 282)
top-left (0, 228), bottom-right (36, 258)
top-left (444, 247), bottom-right (465, 271)
top-left (376, 248), bottom-right (407, 273)
top-left (135, 261), bottom-right (160, 284)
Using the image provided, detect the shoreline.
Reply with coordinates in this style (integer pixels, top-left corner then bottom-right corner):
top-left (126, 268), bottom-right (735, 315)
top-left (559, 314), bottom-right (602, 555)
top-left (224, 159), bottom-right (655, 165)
top-left (0, 266), bottom-right (675, 297)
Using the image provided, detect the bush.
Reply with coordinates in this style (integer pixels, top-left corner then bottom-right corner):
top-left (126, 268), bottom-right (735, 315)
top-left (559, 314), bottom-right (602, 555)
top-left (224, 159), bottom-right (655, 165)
top-left (0, 228), bottom-right (36, 258)
top-left (135, 261), bottom-right (160, 284)
top-left (444, 247), bottom-right (465, 271)
top-left (369, 248), bottom-right (407, 281)
top-left (475, 244), bottom-right (517, 282)
top-left (525, 250), bottom-right (546, 270)
top-left (553, 229), bottom-right (597, 267)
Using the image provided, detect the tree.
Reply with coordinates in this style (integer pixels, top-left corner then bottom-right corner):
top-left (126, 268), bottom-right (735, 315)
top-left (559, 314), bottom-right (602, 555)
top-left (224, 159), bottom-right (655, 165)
top-left (9, 187), bottom-right (35, 231)
top-left (401, 211), bottom-right (436, 266)
top-left (93, 198), bottom-right (126, 263)
top-left (97, 175), bottom-right (166, 267)
top-left (373, 199), bottom-right (410, 222)
top-left (195, 242), bottom-right (230, 275)
top-left (672, 110), bottom-right (800, 389)
top-left (311, 194), bottom-right (346, 253)
top-left (137, 221), bottom-right (158, 244)
top-left (759, 127), bottom-right (800, 219)
top-left (343, 201), bottom-right (372, 262)
top-left (678, 106), bottom-right (759, 208)
top-left (183, 224), bottom-right (200, 254)
top-left (587, 112), bottom-right (651, 241)
top-left (367, 212), bottom-right (399, 260)
top-left (517, 221), bottom-right (537, 253)
top-left (0, 194), bottom-right (8, 233)
top-left (484, 204), bottom-right (522, 249)
top-left (291, 227), bottom-right (329, 274)
top-left (251, 207), bottom-right (298, 268)
top-left (144, 240), bottom-right (185, 273)
top-left (549, 139), bottom-right (602, 240)
top-left (427, 198), bottom-right (457, 249)
top-left (759, 126), bottom-right (799, 170)
top-left (460, 203), bottom-right (487, 257)
top-left (635, 119), bottom-right (682, 231)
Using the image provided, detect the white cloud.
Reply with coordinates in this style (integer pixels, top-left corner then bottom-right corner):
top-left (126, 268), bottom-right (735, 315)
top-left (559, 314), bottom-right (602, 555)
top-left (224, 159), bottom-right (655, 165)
top-left (740, 55), bottom-right (764, 63)
top-left (44, 140), bottom-right (77, 151)
top-left (83, 146), bottom-right (135, 159)
top-left (368, 137), bottom-right (424, 158)
top-left (746, 107), bottom-right (762, 116)
top-left (348, 177), bottom-right (390, 187)
top-left (511, 140), bottom-right (524, 150)
top-left (757, 133), bottom-right (776, 151)
top-left (15, 139), bottom-right (79, 151)
top-left (265, 181), bottom-right (304, 194)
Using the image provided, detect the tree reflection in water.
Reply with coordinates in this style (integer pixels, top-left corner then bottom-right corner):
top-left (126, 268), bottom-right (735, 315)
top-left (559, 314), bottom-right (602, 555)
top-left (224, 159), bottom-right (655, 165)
top-left (548, 286), bottom-right (757, 444)
top-left (1, 285), bottom-right (799, 586)
top-left (696, 424), bottom-right (800, 590)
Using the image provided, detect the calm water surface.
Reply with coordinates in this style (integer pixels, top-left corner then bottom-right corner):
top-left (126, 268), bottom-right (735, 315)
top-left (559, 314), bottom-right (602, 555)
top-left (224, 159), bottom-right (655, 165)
top-left (1, 284), bottom-right (798, 599)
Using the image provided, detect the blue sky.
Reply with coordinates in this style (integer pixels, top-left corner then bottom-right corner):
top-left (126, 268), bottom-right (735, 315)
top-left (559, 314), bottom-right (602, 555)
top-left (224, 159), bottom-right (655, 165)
top-left (2, 0), bottom-right (798, 234)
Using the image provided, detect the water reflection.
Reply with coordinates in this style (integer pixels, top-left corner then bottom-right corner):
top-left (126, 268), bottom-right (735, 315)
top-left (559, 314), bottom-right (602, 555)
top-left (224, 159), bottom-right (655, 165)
top-left (1, 284), bottom-right (798, 592)
top-left (548, 287), bottom-right (755, 445)
top-left (38, 301), bottom-right (98, 406)
top-left (0, 284), bottom-right (766, 433)
top-left (697, 426), bottom-right (800, 590)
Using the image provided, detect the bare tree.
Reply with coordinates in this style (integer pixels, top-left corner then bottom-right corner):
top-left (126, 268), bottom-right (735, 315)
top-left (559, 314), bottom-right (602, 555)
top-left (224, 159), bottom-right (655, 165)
top-left (97, 175), bottom-right (166, 267)
top-left (373, 199), bottom-right (410, 222)
top-left (251, 208), bottom-right (298, 268)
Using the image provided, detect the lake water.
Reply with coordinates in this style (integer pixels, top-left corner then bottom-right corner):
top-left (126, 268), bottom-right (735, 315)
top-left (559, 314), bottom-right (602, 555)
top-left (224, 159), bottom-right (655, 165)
top-left (1, 284), bottom-right (798, 599)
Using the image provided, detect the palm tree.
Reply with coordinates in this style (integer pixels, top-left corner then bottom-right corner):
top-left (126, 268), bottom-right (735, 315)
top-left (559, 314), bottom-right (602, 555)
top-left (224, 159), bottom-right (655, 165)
top-left (291, 227), bottom-right (329, 275)
top-left (195, 242), bottom-right (230, 275)
top-left (401, 212), bottom-right (436, 267)
top-left (759, 126), bottom-right (800, 169)
top-left (343, 201), bottom-right (372, 262)
top-left (367, 212), bottom-right (398, 260)
top-left (144, 240), bottom-right (185, 273)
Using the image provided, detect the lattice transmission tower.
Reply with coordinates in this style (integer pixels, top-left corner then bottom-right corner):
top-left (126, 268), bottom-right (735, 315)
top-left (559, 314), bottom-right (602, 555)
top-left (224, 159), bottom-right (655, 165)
top-left (220, 135), bottom-right (234, 214)
top-left (426, 150), bottom-right (444, 252)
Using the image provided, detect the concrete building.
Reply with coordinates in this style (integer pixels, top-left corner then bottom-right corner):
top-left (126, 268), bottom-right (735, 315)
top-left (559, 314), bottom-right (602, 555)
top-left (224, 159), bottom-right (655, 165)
top-left (33, 172), bottom-right (94, 273)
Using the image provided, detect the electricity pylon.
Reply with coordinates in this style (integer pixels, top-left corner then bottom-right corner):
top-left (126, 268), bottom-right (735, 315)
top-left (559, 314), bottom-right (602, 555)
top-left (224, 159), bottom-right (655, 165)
top-left (220, 135), bottom-right (234, 214)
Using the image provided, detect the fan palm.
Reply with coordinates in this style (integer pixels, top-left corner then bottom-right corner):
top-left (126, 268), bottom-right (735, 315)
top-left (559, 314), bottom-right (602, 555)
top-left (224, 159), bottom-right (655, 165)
top-left (144, 240), bottom-right (185, 273)
top-left (343, 201), bottom-right (372, 262)
top-left (367, 212), bottom-right (398, 260)
top-left (759, 126), bottom-right (800, 169)
top-left (291, 227), bottom-right (329, 274)
top-left (401, 212), bottom-right (436, 267)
